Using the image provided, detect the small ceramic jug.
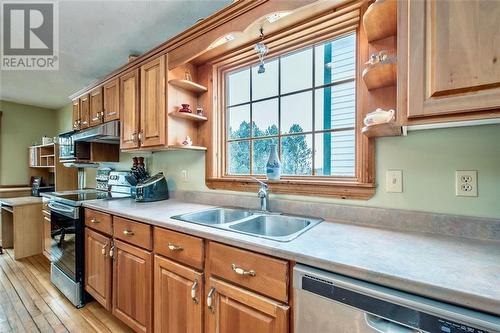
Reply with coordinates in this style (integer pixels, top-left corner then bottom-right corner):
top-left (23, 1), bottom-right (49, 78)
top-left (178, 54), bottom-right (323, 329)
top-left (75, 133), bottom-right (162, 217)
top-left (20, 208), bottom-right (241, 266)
top-left (266, 144), bottom-right (281, 180)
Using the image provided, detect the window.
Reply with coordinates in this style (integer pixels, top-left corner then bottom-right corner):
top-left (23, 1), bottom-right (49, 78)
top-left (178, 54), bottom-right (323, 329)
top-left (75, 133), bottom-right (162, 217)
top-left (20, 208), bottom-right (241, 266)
top-left (225, 32), bottom-right (356, 177)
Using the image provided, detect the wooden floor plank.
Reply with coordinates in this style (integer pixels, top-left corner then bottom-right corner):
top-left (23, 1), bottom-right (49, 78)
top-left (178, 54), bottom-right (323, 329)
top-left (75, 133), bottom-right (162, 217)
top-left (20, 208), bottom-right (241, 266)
top-left (0, 251), bottom-right (132, 333)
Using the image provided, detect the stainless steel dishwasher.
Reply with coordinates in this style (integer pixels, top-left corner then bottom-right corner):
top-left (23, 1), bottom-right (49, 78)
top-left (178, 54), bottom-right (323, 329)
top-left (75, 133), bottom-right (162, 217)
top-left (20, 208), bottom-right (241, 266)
top-left (294, 264), bottom-right (500, 333)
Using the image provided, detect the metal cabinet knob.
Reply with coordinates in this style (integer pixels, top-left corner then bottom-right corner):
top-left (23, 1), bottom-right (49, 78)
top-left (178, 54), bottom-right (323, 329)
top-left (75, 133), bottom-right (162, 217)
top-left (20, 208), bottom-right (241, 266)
top-left (123, 230), bottom-right (134, 236)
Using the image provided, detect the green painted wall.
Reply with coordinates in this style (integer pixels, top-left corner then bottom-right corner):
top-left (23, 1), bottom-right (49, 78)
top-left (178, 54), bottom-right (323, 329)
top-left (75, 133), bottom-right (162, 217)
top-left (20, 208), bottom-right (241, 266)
top-left (56, 103), bottom-right (73, 134)
top-left (56, 103), bottom-right (500, 218)
top-left (0, 100), bottom-right (58, 185)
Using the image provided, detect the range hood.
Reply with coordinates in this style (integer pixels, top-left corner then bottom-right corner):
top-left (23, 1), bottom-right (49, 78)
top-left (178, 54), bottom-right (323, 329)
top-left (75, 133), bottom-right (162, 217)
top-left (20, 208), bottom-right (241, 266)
top-left (73, 120), bottom-right (120, 143)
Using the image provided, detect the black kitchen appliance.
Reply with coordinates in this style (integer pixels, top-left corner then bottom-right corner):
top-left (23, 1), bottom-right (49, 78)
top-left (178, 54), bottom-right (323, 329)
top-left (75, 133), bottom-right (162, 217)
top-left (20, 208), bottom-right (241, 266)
top-left (48, 200), bottom-right (85, 307)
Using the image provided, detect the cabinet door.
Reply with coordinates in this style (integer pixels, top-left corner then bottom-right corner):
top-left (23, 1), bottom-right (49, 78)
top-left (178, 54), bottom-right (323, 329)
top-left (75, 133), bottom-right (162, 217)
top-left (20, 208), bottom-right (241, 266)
top-left (72, 99), bottom-right (80, 130)
top-left (85, 228), bottom-right (112, 310)
top-left (113, 239), bottom-right (152, 333)
top-left (89, 87), bottom-right (104, 127)
top-left (120, 69), bottom-right (140, 149)
top-left (154, 255), bottom-right (203, 333)
top-left (103, 78), bottom-right (120, 122)
top-left (206, 277), bottom-right (289, 333)
top-left (140, 55), bottom-right (166, 148)
top-left (406, 0), bottom-right (500, 119)
top-left (80, 94), bottom-right (90, 129)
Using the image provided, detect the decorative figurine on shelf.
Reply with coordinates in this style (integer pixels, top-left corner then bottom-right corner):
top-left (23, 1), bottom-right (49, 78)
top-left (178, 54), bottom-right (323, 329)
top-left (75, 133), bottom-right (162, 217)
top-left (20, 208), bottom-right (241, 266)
top-left (179, 104), bottom-right (192, 113)
top-left (196, 107), bottom-right (204, 116)
top-left (181, 136), bottom-right (193, 147)
top-left (266, 144), bottom-right (281, 180)
top-left (185, 69), bottom-right (193, 82)
top-left (365, 50), bottom-right (392, 66)
top-left (363, 108), bottom-right (395, 126)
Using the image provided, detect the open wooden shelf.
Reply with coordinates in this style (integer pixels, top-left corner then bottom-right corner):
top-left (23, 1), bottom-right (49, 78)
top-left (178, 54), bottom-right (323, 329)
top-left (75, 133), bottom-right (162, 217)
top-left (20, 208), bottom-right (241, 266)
top-left (362, 121), bottom-right (402, 138)
top-left (169, 79), bottom-right (208, 94)
top-left (167, 145), bottom-right (207, 151)
top-left (363, 0), bottom-right (397, 42)
top-left (362, 59), bottom-right (397, 90)
top-left (169, 111), bottom-right (207, 122)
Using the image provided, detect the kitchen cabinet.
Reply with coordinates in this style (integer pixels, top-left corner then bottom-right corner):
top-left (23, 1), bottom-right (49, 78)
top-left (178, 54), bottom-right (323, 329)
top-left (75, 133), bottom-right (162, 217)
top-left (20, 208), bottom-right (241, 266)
top-left (113, 239), bottom-right (152, 333)
top-left (140, 55), bottom-right (166, 148)
top-left (72, 99), bottom-right (80, 130)
top-left (404, 0), bottom-right (500, 121)
top-left (120, 69), bottom-right (141, 149)
top-left (85, 228), bottom-right (112, 310)
top-left (154, 255), bottom-right (203, 333)
top-left (206, 277), bottom-right (289, 333)
top-left (89, 87), bottom-right (104, 127)
top-left (103, 78), bottom-right (120, 122)
top-left (80, 94), bottom-right (90, 129)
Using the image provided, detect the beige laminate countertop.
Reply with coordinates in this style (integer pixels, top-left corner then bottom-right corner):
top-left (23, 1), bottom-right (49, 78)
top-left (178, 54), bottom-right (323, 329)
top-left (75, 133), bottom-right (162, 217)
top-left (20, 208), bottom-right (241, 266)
top-left (0, 196), bottom-right (42, 207)
top-left (82, 198), bottom-right (500, 316)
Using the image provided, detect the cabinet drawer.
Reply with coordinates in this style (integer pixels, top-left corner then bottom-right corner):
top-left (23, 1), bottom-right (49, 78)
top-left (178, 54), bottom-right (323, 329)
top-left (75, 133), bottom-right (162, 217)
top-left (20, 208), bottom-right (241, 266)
top-left (114, 217), bottom-right (152, 250)
top-left (207, 242), bottom-right (289, 302)
top-left (85, 209), bottom-right (112, 236)
top-left (154, 227), bottom-right (204, 270)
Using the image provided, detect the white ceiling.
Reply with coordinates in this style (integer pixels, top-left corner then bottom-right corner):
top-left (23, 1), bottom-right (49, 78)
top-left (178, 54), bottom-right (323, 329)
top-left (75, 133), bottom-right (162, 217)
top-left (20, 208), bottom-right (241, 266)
top-left (0, 0), bottom-right (231, 109)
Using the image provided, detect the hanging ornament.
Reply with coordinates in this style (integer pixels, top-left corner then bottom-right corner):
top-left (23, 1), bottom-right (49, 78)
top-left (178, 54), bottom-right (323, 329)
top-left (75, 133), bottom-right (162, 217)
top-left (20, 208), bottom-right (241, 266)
top-left (254, 27), bottom-right (268, 74)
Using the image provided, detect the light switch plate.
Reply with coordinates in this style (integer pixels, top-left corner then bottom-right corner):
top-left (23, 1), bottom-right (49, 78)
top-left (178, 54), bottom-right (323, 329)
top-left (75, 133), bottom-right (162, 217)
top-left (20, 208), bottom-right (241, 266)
top-left (456, 170), bottom-right (477, 197)
top-left (386, 170), bottom-right (403, 193)
top-left (181, 170), bottom-right (189, 182)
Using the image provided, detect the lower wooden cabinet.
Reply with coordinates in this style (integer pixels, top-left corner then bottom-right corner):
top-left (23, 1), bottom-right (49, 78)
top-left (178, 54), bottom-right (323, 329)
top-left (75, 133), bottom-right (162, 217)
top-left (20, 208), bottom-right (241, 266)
top-left (85, 228), bottom-right (112, 310)
top-left (206, 277), bottom-right (289, 333)
top-left (113, 239), bottom-right (153, 333)
top-left (154, 255), bottom-right (203, 333)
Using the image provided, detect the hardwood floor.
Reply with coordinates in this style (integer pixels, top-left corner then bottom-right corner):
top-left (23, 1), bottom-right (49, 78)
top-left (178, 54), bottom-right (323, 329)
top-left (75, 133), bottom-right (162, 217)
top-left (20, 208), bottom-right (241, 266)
top-left (0, 249), bottom-right (133, 333)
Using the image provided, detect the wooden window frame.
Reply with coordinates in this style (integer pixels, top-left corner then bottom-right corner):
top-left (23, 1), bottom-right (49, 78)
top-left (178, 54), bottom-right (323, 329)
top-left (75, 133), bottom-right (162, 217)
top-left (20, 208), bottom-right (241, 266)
top-left (206, 2), bottom-right (375, 200)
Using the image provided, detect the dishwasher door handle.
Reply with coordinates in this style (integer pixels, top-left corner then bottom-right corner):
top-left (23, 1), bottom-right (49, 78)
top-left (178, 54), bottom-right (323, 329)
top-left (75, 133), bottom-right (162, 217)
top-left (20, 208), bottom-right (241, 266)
top-left (365, 313), bottom-right (419, 333)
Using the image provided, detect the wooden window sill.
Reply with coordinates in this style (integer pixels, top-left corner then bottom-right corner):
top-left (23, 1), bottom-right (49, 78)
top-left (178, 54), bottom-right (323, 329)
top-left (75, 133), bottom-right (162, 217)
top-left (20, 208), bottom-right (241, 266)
top-left (206, 177), bottom-right (375, 200)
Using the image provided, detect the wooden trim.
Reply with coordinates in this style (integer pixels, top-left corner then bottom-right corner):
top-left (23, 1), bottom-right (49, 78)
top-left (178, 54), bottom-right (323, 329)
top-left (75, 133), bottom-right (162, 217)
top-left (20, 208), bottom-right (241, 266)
top-left (206, 2), bottom-right (375, 199)
top-left (206, 178), bottom-right (375, 200)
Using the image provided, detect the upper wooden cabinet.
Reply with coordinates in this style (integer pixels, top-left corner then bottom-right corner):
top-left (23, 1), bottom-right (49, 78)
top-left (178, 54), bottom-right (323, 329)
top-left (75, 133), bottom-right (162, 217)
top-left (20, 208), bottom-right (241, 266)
top-left (206, 277), bottom-right (289, 333)
top-left (154, 255), bottom-right (203, 333)
top-left (113, 239), bottom-right (152, 333)
top-left (79, 94), bottom-right (90, 129)
top-left (72, 99), bottom-right (80, 130)
top-left (120, 69), bottom-right (141, 149)
top-left (140, 55), bottom-right (166, 148)
top-left (103, 78), bottom-right (120, 122)
top-left (403, 0), bottom-right (500, 121)
top-left (89, 87), bottom-right (104, 127)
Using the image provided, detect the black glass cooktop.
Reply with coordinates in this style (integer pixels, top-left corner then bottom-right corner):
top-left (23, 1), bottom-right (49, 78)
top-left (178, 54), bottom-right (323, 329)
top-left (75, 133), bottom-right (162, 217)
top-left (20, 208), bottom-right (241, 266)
top-left (51, 190), bottom-right (130, 205)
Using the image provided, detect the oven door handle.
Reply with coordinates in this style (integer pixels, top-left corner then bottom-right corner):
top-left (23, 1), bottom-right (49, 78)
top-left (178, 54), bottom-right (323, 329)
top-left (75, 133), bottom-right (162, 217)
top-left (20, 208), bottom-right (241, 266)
top-left (48, 202), bottom-right (75, 214)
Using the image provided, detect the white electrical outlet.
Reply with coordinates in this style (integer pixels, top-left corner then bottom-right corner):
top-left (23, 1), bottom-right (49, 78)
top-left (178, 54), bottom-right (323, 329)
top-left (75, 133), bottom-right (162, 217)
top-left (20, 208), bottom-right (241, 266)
top-left (456, 170), bottom-right (477, 197)
top-left (181, 170), bottom-right (189, 182)
top-left (386, 170), bottom-right (403, 193)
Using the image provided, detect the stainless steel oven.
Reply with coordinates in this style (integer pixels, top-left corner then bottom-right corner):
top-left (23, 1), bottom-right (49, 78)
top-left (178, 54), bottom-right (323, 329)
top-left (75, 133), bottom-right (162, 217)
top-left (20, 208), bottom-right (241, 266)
top-left (48, 200), bottom-right (85, 308)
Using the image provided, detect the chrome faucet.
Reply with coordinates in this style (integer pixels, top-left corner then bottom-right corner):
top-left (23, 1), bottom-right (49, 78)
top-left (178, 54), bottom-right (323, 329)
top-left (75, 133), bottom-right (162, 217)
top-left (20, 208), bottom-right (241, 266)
top-left (252, 177), bottom-right (270, 212)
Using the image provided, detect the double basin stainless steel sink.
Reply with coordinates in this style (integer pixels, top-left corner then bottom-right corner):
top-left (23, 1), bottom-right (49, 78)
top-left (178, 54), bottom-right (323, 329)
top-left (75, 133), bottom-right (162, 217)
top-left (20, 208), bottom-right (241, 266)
top-left (171, 207), bottom-right (322, 242)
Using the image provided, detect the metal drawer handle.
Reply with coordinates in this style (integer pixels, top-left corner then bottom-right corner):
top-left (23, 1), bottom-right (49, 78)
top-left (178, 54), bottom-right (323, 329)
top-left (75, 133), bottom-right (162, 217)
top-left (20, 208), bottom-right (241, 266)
top-left (191, 280), bottom-right (199, 304)
top-left (90, 218), bottom-right (100, 224)
top-left (207, 287), bottom-right (216, 313)
top-left (231, 264), bottom-right (256, 277)
top-left (167, 243), bottom-right (183, 251)
top-left (101, 243), bottom-right (108, 256)
top-left (123, 230), bottom-right (134, 236)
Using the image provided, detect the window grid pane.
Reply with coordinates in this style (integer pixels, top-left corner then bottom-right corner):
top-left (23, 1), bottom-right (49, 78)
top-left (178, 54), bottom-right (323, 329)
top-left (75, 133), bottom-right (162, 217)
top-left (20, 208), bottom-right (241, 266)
top-left (225, 32), bottom-right (356, 177)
